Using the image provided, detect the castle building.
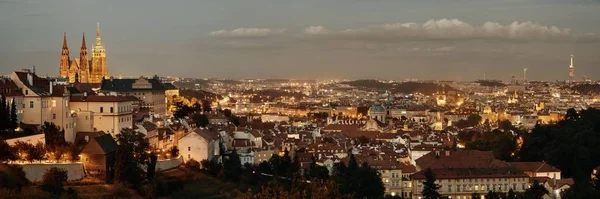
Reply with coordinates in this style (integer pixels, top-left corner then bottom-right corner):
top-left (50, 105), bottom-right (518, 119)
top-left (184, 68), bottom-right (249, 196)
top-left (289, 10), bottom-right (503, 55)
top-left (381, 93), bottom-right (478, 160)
top-left (60, 23), bottom-right (108, 84)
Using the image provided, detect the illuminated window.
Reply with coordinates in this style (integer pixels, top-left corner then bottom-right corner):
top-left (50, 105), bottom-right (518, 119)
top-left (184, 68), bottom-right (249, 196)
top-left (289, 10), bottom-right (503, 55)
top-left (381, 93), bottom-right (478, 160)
top-left (52, 100), bottom-right (56, 107)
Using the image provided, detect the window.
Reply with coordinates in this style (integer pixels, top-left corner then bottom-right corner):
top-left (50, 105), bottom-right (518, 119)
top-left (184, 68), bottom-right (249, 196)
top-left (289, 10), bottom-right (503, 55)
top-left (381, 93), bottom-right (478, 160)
top-left (448, 185), bottom-right (452, 192)
top-left (53, 114), bottom-right (56, 119)
top-left (25, 90), bottom-right (28, 95)
top-left (29, 101), bottom-right (33, 108)
top-left (52, 100), bottom-right (56, 107)
top-left (100, 107), bottom-right (103, 113)
top-left (110, 107), bottom-right (114, 113)
top-left (188, 154), bottom-right (191, 159)
top-left (188, 147), bottom-right (191, 151)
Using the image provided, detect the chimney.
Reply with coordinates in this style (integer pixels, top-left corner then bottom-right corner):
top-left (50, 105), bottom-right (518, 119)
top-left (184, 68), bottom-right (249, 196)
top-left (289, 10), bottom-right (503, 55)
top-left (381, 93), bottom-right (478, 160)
top-left (27, 73), bottom-right (33, 86)
top-left (49, 81), bottom-right (53, 94)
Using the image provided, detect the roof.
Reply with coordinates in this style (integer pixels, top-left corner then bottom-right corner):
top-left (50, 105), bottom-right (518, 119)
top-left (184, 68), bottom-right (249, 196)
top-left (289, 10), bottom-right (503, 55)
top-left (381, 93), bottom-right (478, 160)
top-left (13, 71), bottom-right (66, 97)
top-left (0, 78), bottom-right (23, 97)
top-left (82, 134), bottom-right (117, 154)
top-left (75, 131), bottom-right (106, 144)
top-left (163, 82), bottom-right (178, 90)
top-left (510, 162), bottom-right (561, 173)
top-left (416, 150), bottom-right (509, 170)
top-left (194, 128), bottom-right (219, 141)
top-left (95, 134), bottom-right (117, 153)
top-left (70, 95), bottom-right (137, 102)
top-left (411, 167), bottom-right (529, 180)
top-left (100, 77), bottom-right (168, 91)
top-left (369, 105), bottom-right (386, 113)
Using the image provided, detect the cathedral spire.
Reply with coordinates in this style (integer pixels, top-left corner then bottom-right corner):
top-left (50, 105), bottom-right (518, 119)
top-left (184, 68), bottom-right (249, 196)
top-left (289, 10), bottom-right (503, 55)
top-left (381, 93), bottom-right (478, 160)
top-left (62, 32), bottom-right (68, 49)
top-left (81, 33), bottom-right (87, 50)
top-left (95, 22), bottom-right (103, 46)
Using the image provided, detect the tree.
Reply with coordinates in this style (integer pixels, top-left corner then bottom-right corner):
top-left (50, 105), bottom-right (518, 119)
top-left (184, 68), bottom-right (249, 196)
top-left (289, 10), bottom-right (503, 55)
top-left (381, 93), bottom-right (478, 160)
top-left (308, 156), bottom-right (329, 180)
top-left (532, 108), bottom-right (600, 192)
top-left (0, 95), bottom-right (7, 132)
top-left (192, 102), bottom-right (202, 113)
top-left (523, 180), bottom-right (548, 199)
top-left (202, 100), bottom-right (212, 113)
top-left (223, 109), bottom-right (232, 118)
top-left (42, 122), bottom-right (65, 149)
top-left (422, 168), bottom-right (442, 199)
top-left (0, 139), bottom-right (16, 162)
top-left (169, 146), bottom-right (179, 158)
top-left (173, 101), bottom-right (192, 119)
top-left (485, 191), bottom-right (502, 199)
top-left (223, 150), bottom-right (242, 182)
top-left (594, 171), bottom-right (600, 192)
top-left (40, 167), bottom-right (68, 195)
top-left (8, 100), bottom-right (17, 132)
top-left (498, 120), bottom-right (513, 131)
top-left (114, 129), bottom-right (150, 185)
top-left (191, 114), bottom-right (209, 128)
top-left (237, 178), bottom-right (351, 199)
top-left (146, 153), bottom-right (158, 181)
top-left (114, 145), bottom-right (145, 185)
top-left (353, 162), bottom-right (385, 199)
top-left (26, 142), bottom-right (45, 163)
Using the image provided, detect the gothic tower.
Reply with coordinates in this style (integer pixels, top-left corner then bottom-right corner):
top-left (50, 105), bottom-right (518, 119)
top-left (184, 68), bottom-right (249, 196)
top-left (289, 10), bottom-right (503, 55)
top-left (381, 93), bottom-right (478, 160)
top-left (59, 33), bottom-right (70, 78)
top-left (79, 33), bottom-right (90, 83)
top-left (91, 22), bottom-right (108, 83)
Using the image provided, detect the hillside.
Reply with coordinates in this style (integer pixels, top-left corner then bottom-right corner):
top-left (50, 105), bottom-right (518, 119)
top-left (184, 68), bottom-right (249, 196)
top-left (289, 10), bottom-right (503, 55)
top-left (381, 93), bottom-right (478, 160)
top-left (342, 80), bottom-right (456, 95)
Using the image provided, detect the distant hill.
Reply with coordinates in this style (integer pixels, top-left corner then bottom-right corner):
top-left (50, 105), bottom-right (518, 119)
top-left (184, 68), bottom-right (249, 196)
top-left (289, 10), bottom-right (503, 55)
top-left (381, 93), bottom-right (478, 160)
top-left (475, 80), bottom-right (506, 87)
top-left (342, 80), bottom-right (455, 95)
top-left (568, 83), bottom-right (600, 95)
top-left (179, 89), bottom-right (226, 102)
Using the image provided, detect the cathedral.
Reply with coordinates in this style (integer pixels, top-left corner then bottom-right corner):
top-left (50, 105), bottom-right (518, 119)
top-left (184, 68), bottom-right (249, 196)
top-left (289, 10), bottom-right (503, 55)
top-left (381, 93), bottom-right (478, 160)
top-left (59, 23), bottom-right (108, 84)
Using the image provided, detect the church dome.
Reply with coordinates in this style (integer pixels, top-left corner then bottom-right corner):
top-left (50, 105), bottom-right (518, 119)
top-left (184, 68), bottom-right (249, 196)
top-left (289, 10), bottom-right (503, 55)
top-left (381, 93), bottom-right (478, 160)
top-left (369, 105), bottom-right (386, 113)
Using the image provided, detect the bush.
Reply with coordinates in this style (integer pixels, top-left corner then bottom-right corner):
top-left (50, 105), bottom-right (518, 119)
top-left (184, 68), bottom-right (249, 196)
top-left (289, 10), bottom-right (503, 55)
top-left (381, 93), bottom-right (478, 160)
top-left (143, 173), bottom-right (185, 198)
top-left (40, 167), bottom-right (68, 195)
top-left (185, 159), bottom-right (200, 171)
top-left (0, 164), bottom-right (29, 189)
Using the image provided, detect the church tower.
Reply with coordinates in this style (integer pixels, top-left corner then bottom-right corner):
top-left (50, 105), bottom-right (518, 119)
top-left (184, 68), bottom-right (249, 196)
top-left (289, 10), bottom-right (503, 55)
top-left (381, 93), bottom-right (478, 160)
top-left (59, 33), bottom-right (70, 78)
top-left (569, 54), bottom-right (575, 81)
top-left (79, 33), bottom-right (90, 83)
top-left (91, 22), bottom-right (108, 83)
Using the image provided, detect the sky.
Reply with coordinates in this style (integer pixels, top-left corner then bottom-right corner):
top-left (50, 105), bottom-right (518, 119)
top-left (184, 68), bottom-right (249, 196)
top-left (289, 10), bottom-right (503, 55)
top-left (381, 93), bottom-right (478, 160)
top-left (1, 0), bottom-right (599, 80)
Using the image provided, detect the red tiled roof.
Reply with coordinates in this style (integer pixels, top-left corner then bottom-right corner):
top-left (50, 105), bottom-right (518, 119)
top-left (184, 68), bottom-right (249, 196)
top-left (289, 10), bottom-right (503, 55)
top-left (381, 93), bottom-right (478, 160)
top-left (510, 162), bottom-right (561, 173)
top-left (70, 95), bottom-right (137, 102)
top-left (411, 167), bottom-right (528, 180)
top-left (416, 150), bottom-right (509, 170)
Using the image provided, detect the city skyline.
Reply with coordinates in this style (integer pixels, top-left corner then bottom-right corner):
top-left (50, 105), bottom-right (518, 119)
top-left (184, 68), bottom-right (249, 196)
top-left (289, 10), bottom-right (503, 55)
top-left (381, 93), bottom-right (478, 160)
top-left (1, 0), bottom-right (600, 80)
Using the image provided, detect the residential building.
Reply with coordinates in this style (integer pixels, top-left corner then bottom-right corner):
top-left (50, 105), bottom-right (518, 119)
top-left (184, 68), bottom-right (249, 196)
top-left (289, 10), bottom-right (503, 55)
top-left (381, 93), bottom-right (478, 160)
top-left (69, 95), bottom-right (135, 136)
top-left (179, 129), bottom-right (220, 162)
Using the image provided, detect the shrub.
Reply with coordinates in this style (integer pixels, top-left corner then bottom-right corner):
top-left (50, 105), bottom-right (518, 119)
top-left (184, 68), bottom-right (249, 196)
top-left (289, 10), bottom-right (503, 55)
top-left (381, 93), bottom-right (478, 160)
top-left (40, 167), bottom-right (68, 195)
top-left (0, 164), bottom-right (29, 189)
top-left (185, 159), bottom-right (200, 171)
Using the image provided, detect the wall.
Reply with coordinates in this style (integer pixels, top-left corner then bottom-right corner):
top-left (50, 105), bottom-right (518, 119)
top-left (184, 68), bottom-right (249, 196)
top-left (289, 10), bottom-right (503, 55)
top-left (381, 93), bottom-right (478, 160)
top-left (12, 163), bottom-right (85, 182)
top-left (156, 156), bottom-right (183, 171)
top-left (6, 134), bottom-right (45, 145)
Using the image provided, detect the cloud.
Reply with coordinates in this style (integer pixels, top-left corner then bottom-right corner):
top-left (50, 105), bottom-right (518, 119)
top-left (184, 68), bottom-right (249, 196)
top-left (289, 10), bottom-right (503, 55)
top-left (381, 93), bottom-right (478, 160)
top-left (302, 19), bottom-right (598, 42)
top-left (210, 28), bottom-right (286, 38)
top-left (303, 26), bottom-right (331, 35)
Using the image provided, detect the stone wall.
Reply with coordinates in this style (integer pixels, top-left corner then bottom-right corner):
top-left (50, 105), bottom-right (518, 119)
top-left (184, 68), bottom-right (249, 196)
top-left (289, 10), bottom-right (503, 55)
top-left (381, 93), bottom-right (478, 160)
top-left (156, 156), bottom-right (183, 171)
top-left (12, 163), bottom-right (85, 182)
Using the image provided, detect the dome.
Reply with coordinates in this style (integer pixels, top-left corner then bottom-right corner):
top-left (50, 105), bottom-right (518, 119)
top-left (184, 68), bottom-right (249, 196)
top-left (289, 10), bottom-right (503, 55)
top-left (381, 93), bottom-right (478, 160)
top-left (369, 105), bottom-right (386, 113)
